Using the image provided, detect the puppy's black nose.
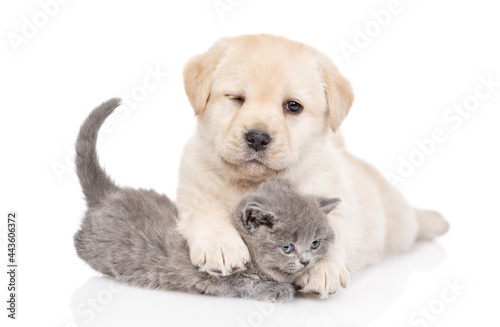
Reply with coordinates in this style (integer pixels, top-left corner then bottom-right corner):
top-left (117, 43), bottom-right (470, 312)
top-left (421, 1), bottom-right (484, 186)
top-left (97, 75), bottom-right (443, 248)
top-left (245, 130), bottom-right (271, 152)
top-left (300, 260), bottom-right (310, 267)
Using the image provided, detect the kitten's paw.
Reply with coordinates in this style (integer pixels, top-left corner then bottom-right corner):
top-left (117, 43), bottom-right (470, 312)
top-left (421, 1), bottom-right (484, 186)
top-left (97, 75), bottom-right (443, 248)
top-left (256, 282), bottom-right (295, 303)
top-left (295, 260), bottom-right (350, 299)
top-left (189, 229), bottom-right (251, 277)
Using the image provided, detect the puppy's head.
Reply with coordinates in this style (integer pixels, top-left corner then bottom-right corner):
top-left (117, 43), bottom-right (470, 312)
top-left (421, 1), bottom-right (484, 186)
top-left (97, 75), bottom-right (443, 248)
top-left (183, 34), bottom-right (353, 180)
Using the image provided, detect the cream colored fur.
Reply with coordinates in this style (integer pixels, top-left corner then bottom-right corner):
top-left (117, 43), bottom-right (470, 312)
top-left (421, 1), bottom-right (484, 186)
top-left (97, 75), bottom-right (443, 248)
top-left (176, 34), bottom-right (449, 298)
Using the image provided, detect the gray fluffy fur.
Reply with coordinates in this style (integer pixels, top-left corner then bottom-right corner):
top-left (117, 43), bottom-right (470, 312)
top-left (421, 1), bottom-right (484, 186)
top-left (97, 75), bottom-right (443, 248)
top-left (74, 98), bottom-right (340, 302)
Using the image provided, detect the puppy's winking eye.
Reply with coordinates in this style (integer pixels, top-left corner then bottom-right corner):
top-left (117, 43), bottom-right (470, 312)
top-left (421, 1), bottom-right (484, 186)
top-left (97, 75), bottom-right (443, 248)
top-left (284, 101), bottom-right (303, 113)
top-left (226, 94), bottom-right (245, 104)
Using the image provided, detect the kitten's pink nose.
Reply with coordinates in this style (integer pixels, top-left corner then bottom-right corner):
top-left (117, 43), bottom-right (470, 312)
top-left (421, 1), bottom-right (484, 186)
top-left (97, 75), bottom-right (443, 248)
top-left (300, 260), bottom-right (310, 267)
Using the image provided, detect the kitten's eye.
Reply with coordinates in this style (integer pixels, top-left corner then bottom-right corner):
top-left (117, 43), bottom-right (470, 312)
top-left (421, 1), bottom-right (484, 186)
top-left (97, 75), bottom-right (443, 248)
top-left (281, 244), bottom-right (294, 254)
top-left (311, 241), bottom-right (320, 250)
top-left (284, 100), bottom-right (303, 113)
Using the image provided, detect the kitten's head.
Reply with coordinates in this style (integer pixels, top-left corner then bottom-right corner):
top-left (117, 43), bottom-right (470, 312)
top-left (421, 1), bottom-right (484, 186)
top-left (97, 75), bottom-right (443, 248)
top-left (235, 179), bottom-right (340, 283)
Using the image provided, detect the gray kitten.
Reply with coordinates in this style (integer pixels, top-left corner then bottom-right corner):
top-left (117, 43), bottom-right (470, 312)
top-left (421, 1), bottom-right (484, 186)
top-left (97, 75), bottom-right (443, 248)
top-left (74, 98), bottom-right (340, 302)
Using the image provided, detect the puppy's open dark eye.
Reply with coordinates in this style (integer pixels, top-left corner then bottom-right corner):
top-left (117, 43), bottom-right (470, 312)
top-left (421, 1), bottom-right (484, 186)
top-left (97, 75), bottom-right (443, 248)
top-left (311, 241), bottom-right (320, 249)
top-left (284, 101), bottom-right (303, 113)
top-left (281, 244), bottom-right (294, 254)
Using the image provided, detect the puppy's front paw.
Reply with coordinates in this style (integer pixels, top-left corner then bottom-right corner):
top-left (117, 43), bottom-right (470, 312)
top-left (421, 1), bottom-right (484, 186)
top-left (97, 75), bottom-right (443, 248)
top-left (295, 259), bottom-right (350, 299)
top-left (189, 229), bottom-right (251, 277)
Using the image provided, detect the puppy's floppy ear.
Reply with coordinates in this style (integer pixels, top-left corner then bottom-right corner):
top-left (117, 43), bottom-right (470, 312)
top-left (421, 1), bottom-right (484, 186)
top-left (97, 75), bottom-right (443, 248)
top-left (316, 197), bottom-right (341, 215)
top-left (183, 38), bottom-right (229, 115)
top-left (239, 202), bottom-right (277, 234)
top-left (318, 53), bottom-right (354, 132)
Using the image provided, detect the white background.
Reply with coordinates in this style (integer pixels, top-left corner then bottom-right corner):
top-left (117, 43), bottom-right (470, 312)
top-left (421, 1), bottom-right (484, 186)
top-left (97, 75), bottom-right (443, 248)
top-left (1, 0), bottom-right (499, 326)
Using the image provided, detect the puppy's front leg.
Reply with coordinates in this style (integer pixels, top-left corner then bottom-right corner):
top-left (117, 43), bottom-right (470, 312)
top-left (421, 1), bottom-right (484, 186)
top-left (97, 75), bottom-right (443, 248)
top-left (295, 252), bottom-right (350, 299)
top-left (295, 212), bottom-right (351, 298)
top-left (177, 197), bottom-right (250, 277)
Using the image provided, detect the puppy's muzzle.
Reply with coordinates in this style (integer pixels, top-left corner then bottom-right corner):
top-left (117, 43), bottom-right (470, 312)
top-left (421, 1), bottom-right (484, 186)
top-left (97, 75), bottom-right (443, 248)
top-left (245, 130), bottom-right (271, 152)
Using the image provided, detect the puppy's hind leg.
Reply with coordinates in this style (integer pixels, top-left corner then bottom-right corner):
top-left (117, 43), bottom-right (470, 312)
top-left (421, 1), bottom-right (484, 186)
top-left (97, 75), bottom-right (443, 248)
top-left (415, 209), bottom-right (450, 240)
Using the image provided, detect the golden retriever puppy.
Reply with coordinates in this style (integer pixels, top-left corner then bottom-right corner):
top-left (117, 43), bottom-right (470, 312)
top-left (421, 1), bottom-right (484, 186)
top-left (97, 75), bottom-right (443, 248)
top-left (176, 34), bottom-right (449, 298)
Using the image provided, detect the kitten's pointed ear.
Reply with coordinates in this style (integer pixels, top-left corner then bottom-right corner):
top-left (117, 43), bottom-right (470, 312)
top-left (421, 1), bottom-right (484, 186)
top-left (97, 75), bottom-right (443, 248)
top-left (317, 197), bottom-right (341, 215)
top-left (240, 202), bottom-right (277, 234)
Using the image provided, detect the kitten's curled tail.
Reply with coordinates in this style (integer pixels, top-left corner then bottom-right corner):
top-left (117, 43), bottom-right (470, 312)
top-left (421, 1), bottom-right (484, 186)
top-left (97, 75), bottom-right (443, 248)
top-left (75, 98), bottom-right (121, 206)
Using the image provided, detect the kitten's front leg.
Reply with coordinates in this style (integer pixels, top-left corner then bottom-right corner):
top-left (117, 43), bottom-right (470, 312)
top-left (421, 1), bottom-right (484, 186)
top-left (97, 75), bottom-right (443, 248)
top-left (197, 273), bottom-right (295, 303)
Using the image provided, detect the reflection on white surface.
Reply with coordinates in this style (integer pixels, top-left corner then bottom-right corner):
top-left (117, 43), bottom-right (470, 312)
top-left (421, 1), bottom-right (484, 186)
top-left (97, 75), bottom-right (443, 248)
top-left (64, 242), bottom-right (446, 327)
